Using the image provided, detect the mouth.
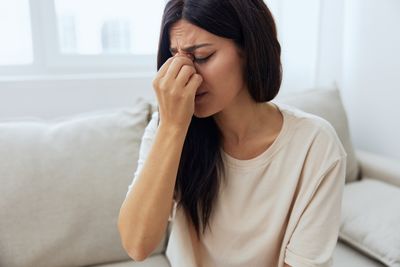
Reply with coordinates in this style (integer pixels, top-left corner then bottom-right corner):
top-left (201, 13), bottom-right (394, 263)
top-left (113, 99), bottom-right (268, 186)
top-left (195, 91), bottom-right (208, 102)
top-left (195, 91), bottom-right (207, 97)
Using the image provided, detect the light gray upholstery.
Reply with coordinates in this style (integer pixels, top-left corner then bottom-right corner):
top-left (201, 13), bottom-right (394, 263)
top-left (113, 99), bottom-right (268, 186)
top-left (340, 178), bottom-right (400, 266)
top-left (0, 98), bottom-right (166, 267)
top-left (89, 255), bottom-right (170, 267)
top-left (356, 149), bottom-right (400, 188)
top-left (333, 241), bottom-right (385, 267)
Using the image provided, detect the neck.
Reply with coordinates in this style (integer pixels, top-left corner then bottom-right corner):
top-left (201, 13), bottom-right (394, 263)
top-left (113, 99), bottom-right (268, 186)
top-left (213, 91), bottom-right (275, 146)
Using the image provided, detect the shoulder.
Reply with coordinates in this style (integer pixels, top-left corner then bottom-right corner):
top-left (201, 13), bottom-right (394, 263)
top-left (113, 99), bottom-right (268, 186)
top-left (275, 103), bottom-right (347, 197)
top-left (275, 101), bottom-right (347, 161)
top-left (276, 101), bottom-right (336, 131)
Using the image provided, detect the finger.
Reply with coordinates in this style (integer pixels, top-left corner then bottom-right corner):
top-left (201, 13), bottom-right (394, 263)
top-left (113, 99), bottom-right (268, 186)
top-left (157, 56), bottom-right (175, 79)
top-left (184, 74), bottom-right (203, 96)
top-left (175, 65), bottom-right (196, 88)
top-left (165, 55), bottom-right (195, 80)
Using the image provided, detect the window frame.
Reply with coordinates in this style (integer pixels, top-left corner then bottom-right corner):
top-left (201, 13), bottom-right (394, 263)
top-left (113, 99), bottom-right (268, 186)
top-left (0, 0), bottom-right (157, 77)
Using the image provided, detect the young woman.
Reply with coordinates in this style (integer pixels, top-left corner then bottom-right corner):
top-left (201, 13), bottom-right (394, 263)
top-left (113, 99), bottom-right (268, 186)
top-left (118, 0), bottom-right (347, 266)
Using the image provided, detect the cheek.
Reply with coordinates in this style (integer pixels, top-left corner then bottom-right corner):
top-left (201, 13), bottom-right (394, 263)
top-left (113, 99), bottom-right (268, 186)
top-left (197, 54), bottom-right (243, 89)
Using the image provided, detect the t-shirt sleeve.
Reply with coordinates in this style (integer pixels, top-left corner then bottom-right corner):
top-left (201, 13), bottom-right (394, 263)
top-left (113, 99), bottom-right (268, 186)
top-left (125, 111), bottom-right (177, 222)
top-left (284, 155), bottom-right (347, 267)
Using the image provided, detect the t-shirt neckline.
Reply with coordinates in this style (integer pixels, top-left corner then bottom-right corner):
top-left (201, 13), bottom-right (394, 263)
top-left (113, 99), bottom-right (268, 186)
top-left (220, 101), bottom-right (290, 169)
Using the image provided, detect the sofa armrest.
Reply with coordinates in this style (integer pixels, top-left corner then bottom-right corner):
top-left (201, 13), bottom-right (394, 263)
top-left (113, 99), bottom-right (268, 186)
top-left (355, 149), bottom-right (400, 188)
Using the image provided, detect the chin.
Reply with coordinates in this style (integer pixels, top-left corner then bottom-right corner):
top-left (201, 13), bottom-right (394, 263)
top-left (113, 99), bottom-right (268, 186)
top-left (193, 112), bottom-right (212, 119)
top-left (193, 106), bottom-right (215, 119)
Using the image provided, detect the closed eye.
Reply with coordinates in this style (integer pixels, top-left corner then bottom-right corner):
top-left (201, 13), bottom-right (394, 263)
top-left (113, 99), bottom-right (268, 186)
top-left (194, 52), bottom-right (215, 64)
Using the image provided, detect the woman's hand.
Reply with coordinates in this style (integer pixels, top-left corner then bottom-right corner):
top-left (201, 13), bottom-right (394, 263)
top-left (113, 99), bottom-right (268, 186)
top-left (152, 54), bottom-right (203, 131)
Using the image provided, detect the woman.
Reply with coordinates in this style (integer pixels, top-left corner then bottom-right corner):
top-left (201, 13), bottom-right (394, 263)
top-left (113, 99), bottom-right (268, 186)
top-left (118, 0), bottom-right (347, 266)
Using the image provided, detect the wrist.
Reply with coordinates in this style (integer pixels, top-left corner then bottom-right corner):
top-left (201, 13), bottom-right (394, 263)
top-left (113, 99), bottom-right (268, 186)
top-left (158, 123), bottom-right (189, 138)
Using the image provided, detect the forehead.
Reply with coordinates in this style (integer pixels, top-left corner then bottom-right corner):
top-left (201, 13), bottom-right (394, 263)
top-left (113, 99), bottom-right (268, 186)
top-left (169, 20), bottom-right (215, 50)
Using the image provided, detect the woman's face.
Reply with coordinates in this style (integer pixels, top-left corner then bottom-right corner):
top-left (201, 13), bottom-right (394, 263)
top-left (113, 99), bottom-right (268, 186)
top-left (169, 19), bottom-right (247, 118)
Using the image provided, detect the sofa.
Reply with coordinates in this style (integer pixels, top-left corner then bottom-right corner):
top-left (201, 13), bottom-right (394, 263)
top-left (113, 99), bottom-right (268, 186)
top-left (1, 88), bottom-right (399, 267)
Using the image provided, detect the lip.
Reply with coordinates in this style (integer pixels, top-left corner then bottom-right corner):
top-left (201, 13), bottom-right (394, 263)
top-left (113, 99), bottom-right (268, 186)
top-left (195, 92), bottom-right (208, 102)
top-left (195, 91), bottom-right (207, 96)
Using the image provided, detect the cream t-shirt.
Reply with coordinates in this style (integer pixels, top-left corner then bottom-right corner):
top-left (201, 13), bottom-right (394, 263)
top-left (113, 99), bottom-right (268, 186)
top-left (126, 101), bottom-right (347, 267)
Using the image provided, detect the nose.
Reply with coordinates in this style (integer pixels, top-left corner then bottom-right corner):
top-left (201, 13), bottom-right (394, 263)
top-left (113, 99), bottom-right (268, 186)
top-left (175, 51), bottom-right (199, 74)
top-left (176, 51), bottom-right (194, 61)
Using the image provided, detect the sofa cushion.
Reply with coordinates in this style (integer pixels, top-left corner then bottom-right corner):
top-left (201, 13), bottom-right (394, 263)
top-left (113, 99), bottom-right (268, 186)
top-left (340, 178), bottom-right (400, 266)
top-left (89, 255), bottom-right (170, 267)
top-left (333, 241), bottom-right (385, 267)
top-left (276, 88), bottom-right (359, 183)
top-left (0, 98), bottom-right (166, 267)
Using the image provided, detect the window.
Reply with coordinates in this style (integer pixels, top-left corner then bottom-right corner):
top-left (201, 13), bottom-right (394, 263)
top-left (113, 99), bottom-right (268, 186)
top-left (0, 0), bottom-right (165, 76)
top-left (54, 0), bottom-right (164, 55)
top-left (0, 0), bottom-right (33, 65)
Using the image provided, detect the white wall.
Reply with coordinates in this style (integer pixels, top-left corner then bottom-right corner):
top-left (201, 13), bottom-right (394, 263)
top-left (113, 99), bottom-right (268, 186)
top-left (341, 0), bottom-right (400, 159)
top-left (271, 0), bottom-right (344, 91)
top-left (276, 0), bottom-right (321, 91)
top-left (0, 74), bottom-right (156, 120)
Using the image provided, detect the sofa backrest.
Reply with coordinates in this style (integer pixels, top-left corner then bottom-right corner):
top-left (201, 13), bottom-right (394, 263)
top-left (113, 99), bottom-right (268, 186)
top-left (0, 98), bottom-right (167, 267)
top-left (275, 88), bottom-right (360, 183)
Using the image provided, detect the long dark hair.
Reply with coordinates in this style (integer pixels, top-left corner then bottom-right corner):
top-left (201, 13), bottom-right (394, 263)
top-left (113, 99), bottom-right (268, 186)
top-left (156, 0), bottom-right (282, 238)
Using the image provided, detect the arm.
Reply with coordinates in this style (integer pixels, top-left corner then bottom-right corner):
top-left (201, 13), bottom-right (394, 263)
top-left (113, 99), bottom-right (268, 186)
top-left (284, 156), bottom-right (346, 267)
top-left (118, 53), bottom-right (201, 261)
top-left (284, 264), bottom-right (292, 267)
top-left (118, 124), bottom-right (187, 261)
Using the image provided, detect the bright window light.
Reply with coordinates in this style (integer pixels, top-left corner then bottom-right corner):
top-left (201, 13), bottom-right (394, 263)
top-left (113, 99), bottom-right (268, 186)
top-left (0, 0), bottom-right (33, 65)
top-left (54, 0), bottom-right (165, 55)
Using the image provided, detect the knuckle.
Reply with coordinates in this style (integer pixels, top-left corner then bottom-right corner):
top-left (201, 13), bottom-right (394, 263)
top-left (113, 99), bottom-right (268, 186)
top-left (152, 78), bottom-right (159, 88)
top-left (171, 88), bottom-right (184, 98)
top-left (178, 93), bottom-right (186, 99)
top-left (182, 65), bottom-right (195, 74)
top-left (159, 79), bottom-right (169, 91)
top-left (193, 74), bottom-right (202, 82)
top-left (170, 90), bottom-right (180, 98)
top-left (175, 56), bottom-right (191, 65)
top-left (174, 57), bottom-right (184, 65)
top-left (164, 57), bottom-right (173, 66)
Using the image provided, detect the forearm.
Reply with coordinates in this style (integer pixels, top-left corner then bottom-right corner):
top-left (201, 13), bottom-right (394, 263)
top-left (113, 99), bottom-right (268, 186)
top-left (118, 125), bottom-right (187, 260)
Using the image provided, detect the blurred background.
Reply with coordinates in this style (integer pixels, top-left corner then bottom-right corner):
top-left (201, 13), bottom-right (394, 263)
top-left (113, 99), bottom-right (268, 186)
top-left (0, 0), bottom-right (399, 159)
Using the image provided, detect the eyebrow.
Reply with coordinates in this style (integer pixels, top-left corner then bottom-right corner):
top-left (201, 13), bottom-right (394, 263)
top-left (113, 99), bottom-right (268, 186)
top-left (169, 43), bottom-right (213, 54)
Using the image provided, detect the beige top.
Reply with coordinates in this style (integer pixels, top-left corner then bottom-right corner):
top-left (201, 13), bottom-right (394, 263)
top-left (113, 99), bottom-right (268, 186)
top-left (126, 101), bottom-right (347, 267)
